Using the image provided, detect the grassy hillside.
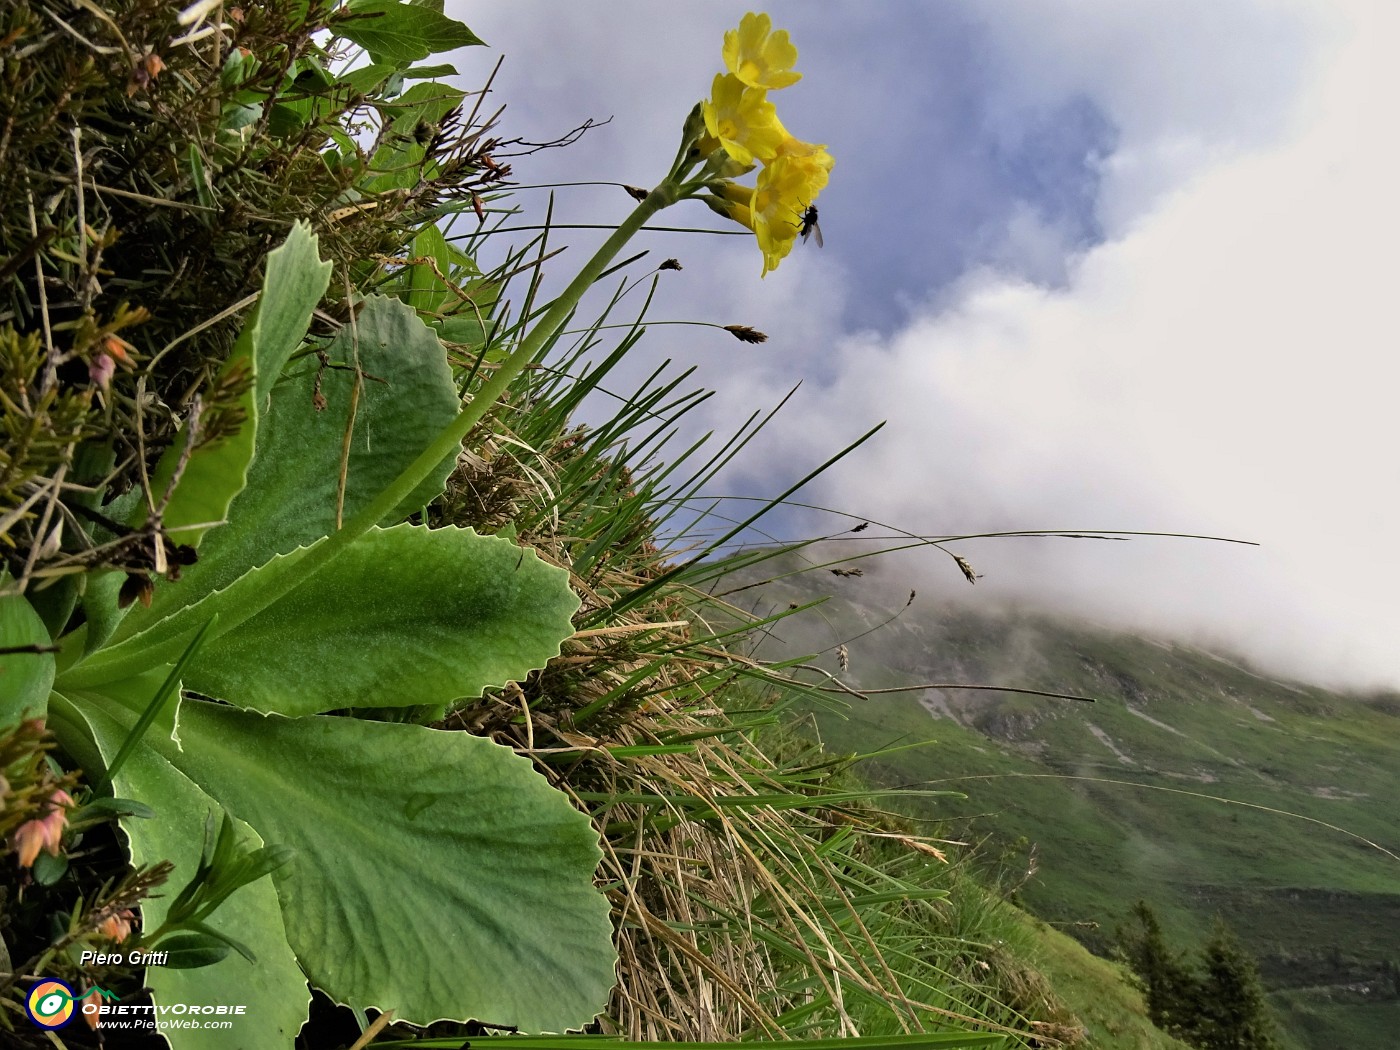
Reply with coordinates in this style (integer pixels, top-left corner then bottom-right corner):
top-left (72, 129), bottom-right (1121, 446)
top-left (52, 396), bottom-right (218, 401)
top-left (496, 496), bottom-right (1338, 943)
top-left (1009, 912), bottom-right (1194, 1050)
top-left (733, 557), bottom-right (1400, 1050)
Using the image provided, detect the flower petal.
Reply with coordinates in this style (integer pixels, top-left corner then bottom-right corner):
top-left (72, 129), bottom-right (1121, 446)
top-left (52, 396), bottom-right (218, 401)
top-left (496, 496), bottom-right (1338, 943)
top-left (702, 73), bottom-right (785, 166)
top-left (724, 12), bottom-right (802, 90)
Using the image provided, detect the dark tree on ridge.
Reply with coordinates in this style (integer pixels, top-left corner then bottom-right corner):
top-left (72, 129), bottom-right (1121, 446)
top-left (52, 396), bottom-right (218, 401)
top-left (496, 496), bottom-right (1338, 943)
top-left (1117, 901), bottom-right (1279, 1050)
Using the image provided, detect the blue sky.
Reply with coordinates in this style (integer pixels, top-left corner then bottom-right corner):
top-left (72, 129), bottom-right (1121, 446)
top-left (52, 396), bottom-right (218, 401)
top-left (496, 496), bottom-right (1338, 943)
top-left (446, 2), bottom-right (1399, 689)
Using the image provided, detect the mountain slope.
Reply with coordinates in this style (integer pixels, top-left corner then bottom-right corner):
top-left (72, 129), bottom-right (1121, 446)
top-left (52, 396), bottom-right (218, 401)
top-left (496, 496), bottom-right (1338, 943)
top-left (735, 561), bottom-right (1400, 1050)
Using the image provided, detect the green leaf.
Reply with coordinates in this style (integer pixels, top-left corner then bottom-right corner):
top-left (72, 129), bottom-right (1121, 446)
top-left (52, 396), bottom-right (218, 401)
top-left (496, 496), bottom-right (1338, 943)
top-left (0, 589), bottom-right (54, 729)
top-left (267, 100), bottom-right (312, 138)
top-left (337, 61), bottom-right (397, 96)
top-left (49, 694), bottom-right (310, 1050)
top-left (181, 524), bottom-right (579, 716)
top-left (138, 223), bottom-right (332, 550)
top-left (221, 101), bottom-right (261, 131)
top-left (267, 61), bottom-right (340, 138)
top-left (96, 617), bottom-right (216, 791)
top-left (289, 57), bottom-right (335, 91)
top-left (151, 933), bottom-right (233, 970)
top-left (60, 484), bottom-right (144, 662)
top-left (325, 125), bottom-right (361, 158)
top-left (381, 80), bottom-right (465, 130)
top-left (76, 571), bottom-right (125, 657)
top-left (404, 222), bottom-right (453, 313)
top-left (402, 63), bottom-right (458, 79)
top-left (26, 573), bottom-right (81, 640)
top-left (73, 796), bottom-right (157, 821)
top-left (337, 1), bottom-right (483, 64)
top-left (187, 145), bottom-right (215, 209)
top-left (366, 82), bottom-right (466, 192)
top-left (50, 669), bottom-right (179, 783)
top-left (219, 47), bottom-right (255, 91)
top-left (31, 849), bottom-right (68, 885)
top-left (86, 695), bottom-right (613, 1031)
top-left (129, 295), bottom-right (459, 636)
top-left (434, 313), bottom-right (488, 348)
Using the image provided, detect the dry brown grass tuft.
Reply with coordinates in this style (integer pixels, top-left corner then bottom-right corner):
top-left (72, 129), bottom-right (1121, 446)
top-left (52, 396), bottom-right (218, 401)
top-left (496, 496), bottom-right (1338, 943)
top-left (428, 405), bottom-right (1033, 1041)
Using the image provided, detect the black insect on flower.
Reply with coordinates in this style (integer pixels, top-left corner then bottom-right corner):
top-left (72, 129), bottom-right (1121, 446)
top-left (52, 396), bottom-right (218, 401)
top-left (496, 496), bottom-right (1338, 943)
top-left (798, 204), bottom-right (823, 248)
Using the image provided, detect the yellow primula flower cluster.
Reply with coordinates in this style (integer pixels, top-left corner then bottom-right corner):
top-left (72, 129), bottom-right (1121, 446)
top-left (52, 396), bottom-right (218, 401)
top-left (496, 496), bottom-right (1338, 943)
top-left (700, 12), bottom-right (833, 277)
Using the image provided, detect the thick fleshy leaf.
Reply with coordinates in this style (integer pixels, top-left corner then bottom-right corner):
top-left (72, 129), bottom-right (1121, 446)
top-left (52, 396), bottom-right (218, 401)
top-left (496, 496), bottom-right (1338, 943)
top-left (183, 524), bottom-right (579, 715)
top-left (151, 701), bottom-right (614, 1031)
top-left (124, 294), bottom-right (460, 632)
top-left (0, 589), bottom-right (54, 729)
top-left (49, 694), bottom-right (310, 1050)
top-left (140, 223), bottom-right (332, 550)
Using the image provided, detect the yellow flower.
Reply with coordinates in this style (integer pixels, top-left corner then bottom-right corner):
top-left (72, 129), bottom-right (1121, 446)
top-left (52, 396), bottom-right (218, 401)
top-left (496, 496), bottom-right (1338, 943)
top-left (696, 15), bottom-right (831, 277)
top-left (773, 131), bottom-right (834, 169)
top-left (752, 150), bottom-right (833, 277)
top-left (696, 132), bottom-right (757, 178)
top-left (706, 180), bottom-right (757, 223)
top-left (702, 73), bottom-right (786, 167)
top-left (723, 12), bottom-right (802, 90)
top-left (703, 183), bottom-right (759, 245)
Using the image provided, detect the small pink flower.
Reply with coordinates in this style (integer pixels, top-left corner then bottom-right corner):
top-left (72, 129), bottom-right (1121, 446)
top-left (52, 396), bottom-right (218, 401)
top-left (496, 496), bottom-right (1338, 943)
top-left (11, 788), bottom-right (74, 868)
top-left (97, 909), bottom-right (136, 944)
top-left (90, 352), bottom-right (117, 390)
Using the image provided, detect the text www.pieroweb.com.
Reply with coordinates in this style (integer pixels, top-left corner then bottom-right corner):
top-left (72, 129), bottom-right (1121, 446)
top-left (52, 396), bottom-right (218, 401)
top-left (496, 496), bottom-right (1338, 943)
top-left (89, 1003), bottom-right (246, 1030)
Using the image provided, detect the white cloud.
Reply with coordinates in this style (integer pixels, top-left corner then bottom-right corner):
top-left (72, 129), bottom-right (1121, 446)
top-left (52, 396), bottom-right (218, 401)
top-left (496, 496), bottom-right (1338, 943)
top-left (446, 1), bottom-right (1398, 687)
top-left (967, 0), bottom-right (1336, 230)
top-left (761, 1), bottom-right (1400, 688)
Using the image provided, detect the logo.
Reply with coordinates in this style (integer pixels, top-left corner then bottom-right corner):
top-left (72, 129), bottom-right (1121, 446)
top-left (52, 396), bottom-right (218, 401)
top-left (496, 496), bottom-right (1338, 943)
top-left (26, 980), bottom-right (77, 1029)
top-left (24, 981), bottom-right (119, 1030)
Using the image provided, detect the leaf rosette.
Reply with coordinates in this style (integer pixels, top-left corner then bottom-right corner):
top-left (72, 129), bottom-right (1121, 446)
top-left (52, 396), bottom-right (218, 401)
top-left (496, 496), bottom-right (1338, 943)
top-left (9, 221), bottom-right (615, 1045)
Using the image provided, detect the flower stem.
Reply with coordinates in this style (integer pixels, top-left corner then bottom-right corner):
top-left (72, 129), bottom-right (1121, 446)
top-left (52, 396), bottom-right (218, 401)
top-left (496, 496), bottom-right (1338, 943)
top-left (344, 187), bottom-right (678, 535)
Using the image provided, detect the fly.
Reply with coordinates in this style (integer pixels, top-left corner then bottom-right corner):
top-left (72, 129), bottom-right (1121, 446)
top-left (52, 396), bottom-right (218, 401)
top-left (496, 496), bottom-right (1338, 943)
top-left (798, 204), bottom-right (823, 248)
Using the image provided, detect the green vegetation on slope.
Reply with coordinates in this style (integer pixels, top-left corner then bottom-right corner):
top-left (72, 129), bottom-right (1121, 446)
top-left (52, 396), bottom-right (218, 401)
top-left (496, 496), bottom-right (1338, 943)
top-left (734, 556), bottom-right (1400, 1050)
top-left (1010, 911), bottom-right (1194, 1050)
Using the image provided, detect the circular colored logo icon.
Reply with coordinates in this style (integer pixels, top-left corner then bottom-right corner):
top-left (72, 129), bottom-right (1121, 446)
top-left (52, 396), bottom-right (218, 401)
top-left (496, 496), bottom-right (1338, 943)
top-left (26, 979), bottom-right (77, 1029)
